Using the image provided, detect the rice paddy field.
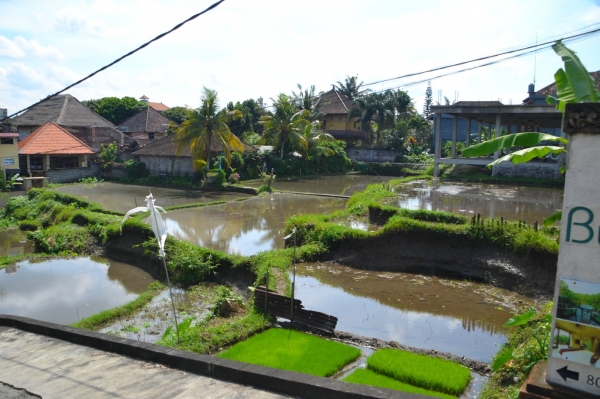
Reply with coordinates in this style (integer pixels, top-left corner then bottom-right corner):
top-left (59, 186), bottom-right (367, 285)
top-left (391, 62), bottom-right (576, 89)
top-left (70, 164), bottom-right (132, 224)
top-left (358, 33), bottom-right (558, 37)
top-left (217, 328), bottom-right (360, 377)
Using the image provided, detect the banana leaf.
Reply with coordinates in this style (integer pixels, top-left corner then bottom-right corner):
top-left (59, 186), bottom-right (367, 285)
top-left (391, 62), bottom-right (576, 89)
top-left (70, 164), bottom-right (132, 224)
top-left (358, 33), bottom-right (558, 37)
top-left (487, 146), bottom-right (565, 168)
top-left (552, 41), bottom-right (600, 106)
top-left (462, 132), bottom-right (566, 158)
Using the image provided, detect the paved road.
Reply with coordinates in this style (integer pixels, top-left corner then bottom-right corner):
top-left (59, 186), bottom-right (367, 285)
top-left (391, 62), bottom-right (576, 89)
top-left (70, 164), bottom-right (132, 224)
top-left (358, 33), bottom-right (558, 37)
top-left (0, 327), bottom-right (290, 399)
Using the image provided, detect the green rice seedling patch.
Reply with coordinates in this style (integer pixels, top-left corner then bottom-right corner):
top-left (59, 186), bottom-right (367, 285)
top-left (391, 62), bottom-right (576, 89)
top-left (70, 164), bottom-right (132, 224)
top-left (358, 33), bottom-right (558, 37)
top-left (217, 328), bottom-right (360, 377)
top-left (344, 369), bottom-right (455, 399)
top-left (367, 349), bottom-right (470, 396)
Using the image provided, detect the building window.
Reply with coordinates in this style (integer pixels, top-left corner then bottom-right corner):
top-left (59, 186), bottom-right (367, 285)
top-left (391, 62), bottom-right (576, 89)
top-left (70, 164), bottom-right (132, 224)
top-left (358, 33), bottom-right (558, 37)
top-left (0, 138), bottom-right (13, 145)
top-left (30, 156), bottom-right (43, 170)
top-left (50, 156), bottom-right (78, 169)
top-left (354, 121), bottom-right (357, 129)
top-left (323, 120), bottom-right (327, 129)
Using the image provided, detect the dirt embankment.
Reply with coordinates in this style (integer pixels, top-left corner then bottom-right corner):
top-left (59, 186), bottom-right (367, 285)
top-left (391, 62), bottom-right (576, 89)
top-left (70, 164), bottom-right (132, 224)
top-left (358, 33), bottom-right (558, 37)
top-left (327, 230), bottom-right (557, 299)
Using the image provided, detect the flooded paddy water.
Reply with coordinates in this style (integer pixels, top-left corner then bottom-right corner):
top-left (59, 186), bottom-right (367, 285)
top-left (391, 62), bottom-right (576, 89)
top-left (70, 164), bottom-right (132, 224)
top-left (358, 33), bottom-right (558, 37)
top-left (391, 180), bottom-right (563, 224)
top-left (0, 256), bottom-right (156, 324)
top-left (56, 182), bottom-right (253, 213)
top-left (292, 263), bottom-right (534, 364)
top-left (162, 193), bottom-right (346, 256)
top-left (0, 229), bottom-right (32, 257)
top-left (243, 174), bottom-right (396, 196)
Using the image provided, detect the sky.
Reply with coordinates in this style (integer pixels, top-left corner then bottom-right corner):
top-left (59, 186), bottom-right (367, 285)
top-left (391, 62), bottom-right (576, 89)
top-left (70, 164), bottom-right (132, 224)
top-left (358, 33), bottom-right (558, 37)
top-left (1, 0), bottom-right (600, 118)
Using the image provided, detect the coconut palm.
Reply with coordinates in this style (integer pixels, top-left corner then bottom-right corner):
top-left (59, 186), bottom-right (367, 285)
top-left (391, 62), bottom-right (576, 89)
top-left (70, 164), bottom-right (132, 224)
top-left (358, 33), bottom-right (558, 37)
top-left (174, 87), bottom-right (244, 172)
top-left (300, 121), bottom-right (336, 157)
top-left (348, 92), bottom-right (394, 144)
top-left (388, 89), bottom-right (414, 121)
top-left (260, 93), bottom-right (309, 159)
top-left (334, 75), bottom-right (370, 100)
top-left (292, 84), bottom-right (322, 122)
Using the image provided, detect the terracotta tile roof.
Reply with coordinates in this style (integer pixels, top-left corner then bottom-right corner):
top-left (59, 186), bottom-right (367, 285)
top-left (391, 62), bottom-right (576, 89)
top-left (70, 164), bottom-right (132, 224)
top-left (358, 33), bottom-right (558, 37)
top-left (9, 94), bottom-right (115, 128)
top-left (18, 122), bottom-right (94, 155)
top-left (536, 70), bottom-right (600, 96)
top-left (117, 106), bottom-right (173, 133)
top-left (318, 89), bottom-right (354, 115)
top-left (148, 102), bottom-right (169, 112)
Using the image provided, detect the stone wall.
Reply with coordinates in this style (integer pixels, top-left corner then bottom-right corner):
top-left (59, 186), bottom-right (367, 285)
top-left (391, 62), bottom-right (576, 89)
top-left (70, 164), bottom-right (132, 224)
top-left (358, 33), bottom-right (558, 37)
top-left (45, 164), bottom-right (101, 183)
top-left (139, 155), bottom-right (195, 176)
top-left (346, 148), bottom-right (403, 162)
top-left (493, 161), bottom-right (560, 179)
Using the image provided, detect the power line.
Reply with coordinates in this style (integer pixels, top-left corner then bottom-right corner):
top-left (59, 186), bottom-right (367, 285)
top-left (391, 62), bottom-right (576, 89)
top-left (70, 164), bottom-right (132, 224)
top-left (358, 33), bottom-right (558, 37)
top-left (361, 25), bottom-right (600, 88)
top-left (1, 0), bottom-right (226, 122)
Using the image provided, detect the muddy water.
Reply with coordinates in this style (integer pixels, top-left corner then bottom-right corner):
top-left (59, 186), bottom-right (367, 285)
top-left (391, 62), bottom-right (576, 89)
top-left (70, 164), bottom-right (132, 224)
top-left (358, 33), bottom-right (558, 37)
top-left (0, 229), bottom-right (33, 257)
top-left (293, 263), bottom-right (534, 363)
top-left (390, 180), bottom-right (563, 223)
top-left (162, 193), bottom-right (346, 256)
top-left (55, 182), bottom-right (252, 213)
top-left (0, 256), bottom-right (156, 324)
top-left (244, 174), bottom-right (395, 196)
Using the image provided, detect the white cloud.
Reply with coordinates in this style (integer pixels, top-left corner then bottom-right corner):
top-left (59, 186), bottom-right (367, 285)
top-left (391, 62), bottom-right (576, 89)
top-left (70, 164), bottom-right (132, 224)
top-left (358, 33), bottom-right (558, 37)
top-left (54, 7), bottom-right (110, 37)
top-left (5, 63), bottom-right (47, 90)
top-left (0, 35), bottom-right (63, 60)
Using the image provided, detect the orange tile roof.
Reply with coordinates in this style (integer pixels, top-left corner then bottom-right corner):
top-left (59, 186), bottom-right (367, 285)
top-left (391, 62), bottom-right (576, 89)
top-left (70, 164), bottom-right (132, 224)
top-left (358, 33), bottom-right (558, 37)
top-left (19, 122), bottom-right (94, 155)
top-left (148, 101), bottom-right (169, 111)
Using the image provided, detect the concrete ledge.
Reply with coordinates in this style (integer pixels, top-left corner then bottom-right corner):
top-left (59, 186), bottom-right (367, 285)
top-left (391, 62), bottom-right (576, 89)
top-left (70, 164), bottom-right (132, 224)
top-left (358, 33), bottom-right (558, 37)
top-left (0, 315), bottom-right (430, 399)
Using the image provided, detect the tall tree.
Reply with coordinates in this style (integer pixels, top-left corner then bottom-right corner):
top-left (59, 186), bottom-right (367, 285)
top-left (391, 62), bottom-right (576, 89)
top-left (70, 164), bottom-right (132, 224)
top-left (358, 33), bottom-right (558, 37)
top-left (82, 96), bottom-right (147, 125)
top-left (174, 88), bottom-right (244, 172)
top-left (260, 93), bottom-right (308, 159)
top-left (422, 82), bottom-right (433, 119)
top-left (333, 75), bottom-right (369, 100)
top-left (348, 92), bottom-right (394, 144)
top-left (388, 89), bottom-right (413, 122)
top-left (162, 106), bottom-right (190, 124)
top-left (292, 84), bottom-right (322, 121)
top-left (225, 98), bottom-right (265, 136)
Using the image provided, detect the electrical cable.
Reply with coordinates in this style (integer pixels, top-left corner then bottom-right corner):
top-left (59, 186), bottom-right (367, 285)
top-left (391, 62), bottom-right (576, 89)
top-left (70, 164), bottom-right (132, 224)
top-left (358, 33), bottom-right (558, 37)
top-left (1, 0), bottom-right (226, 122)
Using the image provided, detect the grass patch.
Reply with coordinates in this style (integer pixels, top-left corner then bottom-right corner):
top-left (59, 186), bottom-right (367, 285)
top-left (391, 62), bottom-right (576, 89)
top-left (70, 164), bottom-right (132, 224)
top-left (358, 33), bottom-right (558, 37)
top-left (160, 310), bottom-right (271, 354)
top-left (72, 282), bottom-right (164, 330)
top-left (344, 369), bottom-right (455, 399)
top-left (367, 349), bottom-right (470, 396)
top-left (217, 328), bottom-right (360, 377)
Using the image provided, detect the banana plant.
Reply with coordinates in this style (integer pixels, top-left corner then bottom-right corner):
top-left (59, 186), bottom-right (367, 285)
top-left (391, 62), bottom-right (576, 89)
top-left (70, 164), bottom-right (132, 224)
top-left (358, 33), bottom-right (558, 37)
top-left (462, 41), bottom-right (599, 226)
top-left (463, 40), bottom-right (599, 167)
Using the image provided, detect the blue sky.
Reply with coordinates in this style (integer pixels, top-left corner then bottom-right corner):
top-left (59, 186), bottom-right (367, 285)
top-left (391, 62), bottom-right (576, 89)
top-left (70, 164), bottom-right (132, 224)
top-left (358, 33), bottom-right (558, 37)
top-left (1, 0), bottom-right (599, 116)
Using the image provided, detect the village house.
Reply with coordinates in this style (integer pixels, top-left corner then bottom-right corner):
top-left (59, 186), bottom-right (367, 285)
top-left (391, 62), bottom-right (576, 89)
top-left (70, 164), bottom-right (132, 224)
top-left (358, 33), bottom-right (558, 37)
top-left (318, 88), bottom-right (368, 145)
top-left (8, 94), bottom-right (133, 153)
top-left (116, 106), bottom-right (173, 141)
top-left (18, 122), bottom-right (95, 183)
top-left (139, 95), bottom-right (170, 112)
top-left (0, 128), bottom-right (20, 181)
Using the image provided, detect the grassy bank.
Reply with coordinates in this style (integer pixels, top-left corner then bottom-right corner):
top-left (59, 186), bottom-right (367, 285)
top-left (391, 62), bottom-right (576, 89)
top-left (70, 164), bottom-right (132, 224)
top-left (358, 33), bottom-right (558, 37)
top-left (72, 282), bottom-right (165, 330)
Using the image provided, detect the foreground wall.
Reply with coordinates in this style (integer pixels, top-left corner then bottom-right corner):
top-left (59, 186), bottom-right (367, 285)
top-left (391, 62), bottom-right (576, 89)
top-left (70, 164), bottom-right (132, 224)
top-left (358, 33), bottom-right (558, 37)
top-left (46, 164), bottom-right (101, 183)
top-left (346, 148), bottom-right (403, 163)
top-left (492, 161), bottom-right (560, 179)
top-left (139, 155), bottom-right (195, 176)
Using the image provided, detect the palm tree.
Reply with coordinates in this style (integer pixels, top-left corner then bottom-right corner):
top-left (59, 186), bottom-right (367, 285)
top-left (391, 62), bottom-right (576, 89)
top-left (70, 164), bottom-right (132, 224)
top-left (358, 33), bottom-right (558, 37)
top-left (334, 75), bottom-right (370, 100)
top-left (174, 87), bottom-right (244, 173)
top-left (388, 89), bottom-right (414, 122)
top-left (348, 92), bottom-right (394, 144)
top-left (300, 121), bottom-right (336, 157)
top-left (261, 93), bottom-right (309, 159)
top-left (292, 84), bottom-right (322, 121)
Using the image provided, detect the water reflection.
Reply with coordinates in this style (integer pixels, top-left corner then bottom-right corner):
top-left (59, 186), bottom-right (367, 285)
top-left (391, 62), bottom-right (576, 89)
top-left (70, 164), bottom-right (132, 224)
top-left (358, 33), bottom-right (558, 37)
top-left (391, 180), bottom-right (563, 223)
top-left (162, 194), bottom-right (346, 256)
top-left (0, 229), bottom-right (33, 256)
top-left (0, 256), bottom-right (155, 324)
top-left (244, 175), bottom-right (396, 196)
top-left (56, 182), bottom-right (252, 213)
top-left (293, 263), bottom-right (533, 362)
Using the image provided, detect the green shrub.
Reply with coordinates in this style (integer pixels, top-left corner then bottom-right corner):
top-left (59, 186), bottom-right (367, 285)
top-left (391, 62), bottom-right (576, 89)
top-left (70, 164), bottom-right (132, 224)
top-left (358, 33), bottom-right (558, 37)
top-left (367, 349), bottom-right (471, 396)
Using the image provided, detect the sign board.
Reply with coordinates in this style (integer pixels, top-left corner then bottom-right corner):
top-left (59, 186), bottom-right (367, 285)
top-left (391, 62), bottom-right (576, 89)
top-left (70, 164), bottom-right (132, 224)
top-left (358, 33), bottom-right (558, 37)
top-left (2, 158), bottom-right (14, 165)
top-left (547, 103), bottom-right (600, 396)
